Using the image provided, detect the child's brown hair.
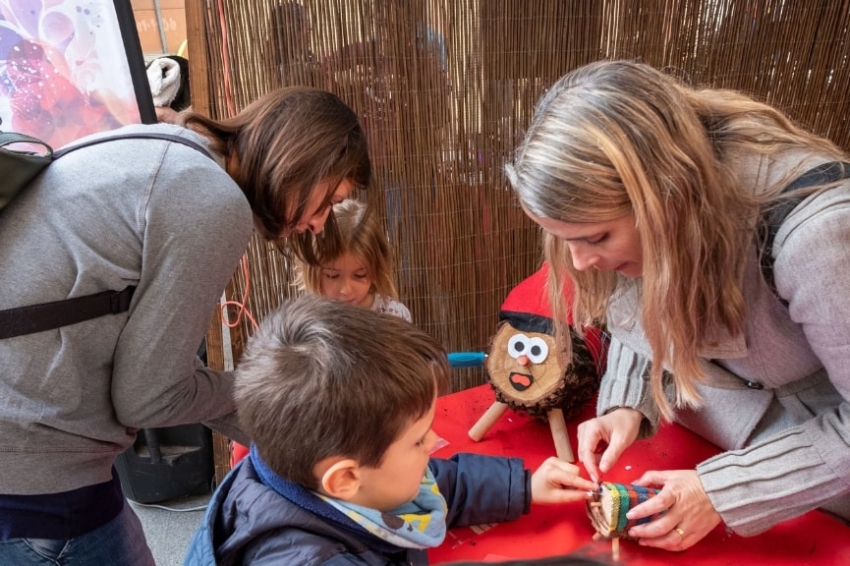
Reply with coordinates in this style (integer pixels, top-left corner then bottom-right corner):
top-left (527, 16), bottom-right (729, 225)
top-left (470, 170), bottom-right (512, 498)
top-left (234, 294), bottom-right (449, 489)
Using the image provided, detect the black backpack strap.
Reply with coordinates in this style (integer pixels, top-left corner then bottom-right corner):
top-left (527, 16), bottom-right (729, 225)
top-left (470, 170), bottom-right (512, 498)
top-left (0, 286), bottom-right (135, 339)
top-left (0, 131), bottom-right (215, 339)
top-left (759, 161), bottom-right (850, 304)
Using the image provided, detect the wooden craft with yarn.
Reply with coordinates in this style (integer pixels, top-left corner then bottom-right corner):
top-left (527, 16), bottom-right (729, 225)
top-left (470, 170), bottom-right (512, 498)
top-left (586, 482), bottom-right (664, 540)
top-left (586, 482), bottom-right (665, 561)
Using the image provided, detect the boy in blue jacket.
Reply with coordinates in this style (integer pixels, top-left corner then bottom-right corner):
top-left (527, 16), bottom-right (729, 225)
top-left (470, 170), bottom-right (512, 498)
top-left (184, 294), bottom-right (598, 565)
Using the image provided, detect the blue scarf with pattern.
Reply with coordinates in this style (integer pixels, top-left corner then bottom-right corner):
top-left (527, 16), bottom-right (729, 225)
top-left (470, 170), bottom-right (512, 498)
top-left (250, 444), bottom-right (447, 549)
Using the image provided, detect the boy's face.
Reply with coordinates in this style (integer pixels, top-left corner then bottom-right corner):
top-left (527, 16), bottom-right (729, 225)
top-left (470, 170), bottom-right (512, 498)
top-left (353, 398), bottom-right (438, 512)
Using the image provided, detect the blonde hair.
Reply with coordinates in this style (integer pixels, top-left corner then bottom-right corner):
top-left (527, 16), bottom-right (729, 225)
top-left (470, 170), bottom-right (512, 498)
top-left (295, 199), bottom-right (399, 300)
top-left (506, 60), bottom-right (846, 419)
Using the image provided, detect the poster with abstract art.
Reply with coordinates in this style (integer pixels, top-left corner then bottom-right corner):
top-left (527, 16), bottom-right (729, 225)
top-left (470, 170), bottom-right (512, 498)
top-left (0, 0), bottom-right (154, 148)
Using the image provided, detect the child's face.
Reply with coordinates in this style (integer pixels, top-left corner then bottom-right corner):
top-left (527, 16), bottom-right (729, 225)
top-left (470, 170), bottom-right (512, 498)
top-left (319, 252), bottom-right (374, 308)
top-left (353, 398), bottom-right (438, 512)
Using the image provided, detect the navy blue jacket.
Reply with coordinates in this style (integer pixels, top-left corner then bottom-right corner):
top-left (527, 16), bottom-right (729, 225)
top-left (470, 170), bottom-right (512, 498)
top-left (184, 453), bottom-right (530, 565)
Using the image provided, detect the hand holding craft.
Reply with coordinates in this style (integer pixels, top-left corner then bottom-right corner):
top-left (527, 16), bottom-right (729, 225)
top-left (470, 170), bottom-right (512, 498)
top-left (576, 407), bottom-right (644, 483)
top-left (626, 469), bottom-right (722, 551)
top-left (529, 457), bottom-right (599, 505)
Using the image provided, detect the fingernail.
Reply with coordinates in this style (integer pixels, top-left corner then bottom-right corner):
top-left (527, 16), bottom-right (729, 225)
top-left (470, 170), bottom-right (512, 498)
top-left (626, 512), bottom-right (635, 520)
top-left (590, 474), bottom-right (598, 483)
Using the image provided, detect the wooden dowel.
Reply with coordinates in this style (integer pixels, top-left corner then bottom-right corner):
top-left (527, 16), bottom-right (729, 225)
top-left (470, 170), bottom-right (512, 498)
top-left (547, 408), bottom-right (574, 462)
top-left (468, 401), bottom-right (509, 441)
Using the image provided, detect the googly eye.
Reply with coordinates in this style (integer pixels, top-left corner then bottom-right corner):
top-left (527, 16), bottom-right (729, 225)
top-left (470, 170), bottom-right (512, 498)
top-left (507, 334), bottom-right (530, 359)
top-left (526, 337), bottom-right (549, 364)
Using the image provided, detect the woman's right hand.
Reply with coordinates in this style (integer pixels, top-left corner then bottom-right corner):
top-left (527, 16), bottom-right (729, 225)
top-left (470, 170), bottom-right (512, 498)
top-left (576, 407), bottom-right (644, 482)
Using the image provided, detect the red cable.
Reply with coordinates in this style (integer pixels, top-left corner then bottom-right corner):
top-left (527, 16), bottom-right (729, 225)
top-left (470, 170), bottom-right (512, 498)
top-left (215, 1), bottom-right (249, 329)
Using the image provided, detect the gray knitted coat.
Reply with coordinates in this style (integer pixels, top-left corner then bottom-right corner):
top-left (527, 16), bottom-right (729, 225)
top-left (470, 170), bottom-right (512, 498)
top-left (598, 150), bottom-right (850, 536)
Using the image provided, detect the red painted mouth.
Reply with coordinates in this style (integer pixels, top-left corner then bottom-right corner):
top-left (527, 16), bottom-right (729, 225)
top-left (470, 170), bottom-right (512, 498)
top-left (509, 372), bottom-right (534, 392)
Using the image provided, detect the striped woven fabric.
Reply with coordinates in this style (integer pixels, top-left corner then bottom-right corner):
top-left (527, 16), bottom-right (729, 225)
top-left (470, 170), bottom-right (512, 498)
top-left (587, 482), bottom-right (664, 538)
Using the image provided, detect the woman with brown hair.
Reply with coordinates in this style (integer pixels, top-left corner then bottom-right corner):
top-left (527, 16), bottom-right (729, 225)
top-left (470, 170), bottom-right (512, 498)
top-left (0, 86), bottom-right (370, 565)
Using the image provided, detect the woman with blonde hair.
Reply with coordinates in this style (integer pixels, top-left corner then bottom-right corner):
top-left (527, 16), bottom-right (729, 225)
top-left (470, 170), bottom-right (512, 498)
top-left (506, 60), bottom-right (850, 551)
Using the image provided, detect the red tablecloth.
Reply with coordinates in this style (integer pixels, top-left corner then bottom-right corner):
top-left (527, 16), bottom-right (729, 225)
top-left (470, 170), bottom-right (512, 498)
top-left (427, 385), bottom-right (849, 565)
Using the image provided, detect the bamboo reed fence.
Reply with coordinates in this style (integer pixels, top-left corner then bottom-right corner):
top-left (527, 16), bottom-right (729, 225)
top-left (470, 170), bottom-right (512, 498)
top-left (183, 0), bottom-right (850, 478)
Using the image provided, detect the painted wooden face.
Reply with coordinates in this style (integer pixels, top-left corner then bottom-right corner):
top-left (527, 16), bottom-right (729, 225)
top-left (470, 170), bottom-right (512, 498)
top-left (485, 322), bottom-right (567, 408)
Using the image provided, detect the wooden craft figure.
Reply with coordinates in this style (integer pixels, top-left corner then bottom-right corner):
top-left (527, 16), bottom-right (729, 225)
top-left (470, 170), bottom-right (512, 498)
top-left (468, 263), bottom-right (607, 462)
top-left (586, 482), bottom-right (665, 561)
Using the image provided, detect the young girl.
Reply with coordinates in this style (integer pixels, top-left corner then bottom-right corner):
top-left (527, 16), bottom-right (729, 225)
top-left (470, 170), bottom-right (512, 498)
top-left (297, 198), bottom-right (411, 322)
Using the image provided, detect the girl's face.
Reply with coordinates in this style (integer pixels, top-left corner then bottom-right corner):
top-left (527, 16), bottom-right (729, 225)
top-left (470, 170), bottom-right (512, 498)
top-left (319, 251), bottom-right (374, 308)
top-left (253, 178), bottom-right (355, 239)
top-left (525, 208), bottom-right (643, 277)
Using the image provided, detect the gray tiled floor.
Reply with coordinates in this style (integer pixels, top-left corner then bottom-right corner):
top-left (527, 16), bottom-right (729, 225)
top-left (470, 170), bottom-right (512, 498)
top-left (132, 493), bottom-right (211, 566)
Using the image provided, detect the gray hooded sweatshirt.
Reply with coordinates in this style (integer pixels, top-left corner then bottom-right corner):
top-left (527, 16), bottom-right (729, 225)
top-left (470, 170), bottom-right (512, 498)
top-left (0, 123), bottom-right (252, 496)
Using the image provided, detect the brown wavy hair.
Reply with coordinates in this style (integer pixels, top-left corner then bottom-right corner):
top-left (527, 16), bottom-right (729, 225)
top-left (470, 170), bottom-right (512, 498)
top-left (295, 198), bottom-right (399, 300)
top-left (180, 87), bottom-right (371, 265)
top-left (234, 295), bottom-right (448, 489)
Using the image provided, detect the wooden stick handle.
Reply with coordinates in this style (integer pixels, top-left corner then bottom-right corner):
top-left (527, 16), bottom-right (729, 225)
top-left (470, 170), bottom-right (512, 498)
top-left (547, 408), bottom-right (575, 462)
top-left (468, 401), bottom-right (509, 441)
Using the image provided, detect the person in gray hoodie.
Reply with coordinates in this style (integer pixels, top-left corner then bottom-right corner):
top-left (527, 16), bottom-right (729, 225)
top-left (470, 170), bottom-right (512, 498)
top-left (0, 87), bottom-right (370, 566)
top-left (184, 295), bottom-right (599, 566)
top-left (506, 60), bottom-right (850, 551)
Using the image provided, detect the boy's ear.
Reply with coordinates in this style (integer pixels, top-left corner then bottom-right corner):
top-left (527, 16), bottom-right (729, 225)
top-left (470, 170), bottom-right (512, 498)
top-left (317, 457), bottom-right (361, 500)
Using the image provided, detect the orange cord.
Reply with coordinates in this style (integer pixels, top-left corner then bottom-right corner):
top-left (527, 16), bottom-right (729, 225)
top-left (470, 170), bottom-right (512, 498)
top-left (224, 256), bottom-right (254, 465)
top-left (220, 254), bottom-right (259, 330)
top-left (215, 1), bottom-right (250, 330)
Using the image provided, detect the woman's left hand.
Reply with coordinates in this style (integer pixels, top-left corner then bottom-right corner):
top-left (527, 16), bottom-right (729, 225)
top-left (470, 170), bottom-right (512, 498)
top-left (623, 469), bottom-right (722, 551)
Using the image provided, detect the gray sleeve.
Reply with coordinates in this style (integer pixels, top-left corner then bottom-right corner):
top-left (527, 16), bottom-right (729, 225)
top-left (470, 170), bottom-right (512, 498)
top-left (698, 405), bottom-right (850, 536)
top-left (698, 188), bottom-right (850, 535)
top-left (596, 337), bottom-right (664, 438)
top-left (110, 147), bottom-right (254, 429)
top-left (204, 410), bottom-right (251, 447)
